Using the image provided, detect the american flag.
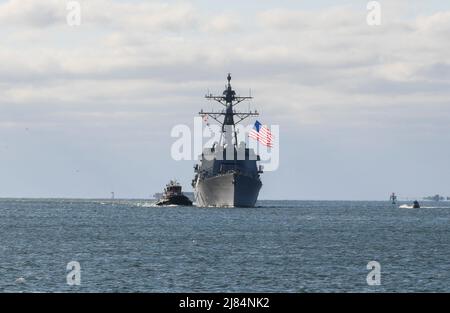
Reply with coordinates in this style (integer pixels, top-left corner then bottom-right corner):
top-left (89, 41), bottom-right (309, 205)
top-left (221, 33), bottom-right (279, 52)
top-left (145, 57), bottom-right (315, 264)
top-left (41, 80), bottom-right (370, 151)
top-left (249, 120), bottom-right (273, 147)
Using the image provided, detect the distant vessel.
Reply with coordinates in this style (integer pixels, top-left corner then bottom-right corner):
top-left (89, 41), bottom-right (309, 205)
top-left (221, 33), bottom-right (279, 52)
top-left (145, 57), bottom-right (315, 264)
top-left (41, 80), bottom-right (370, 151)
top-left (155, 180), bottom-right (193, 206)
top-left (390, 192), bottom-right (397, 205)
top-left (423, 194), bottom-right (444, 201)
top-left (192, 74), bottom-right (263, 207)
top-left (413, 200), bottom-right (420, 209)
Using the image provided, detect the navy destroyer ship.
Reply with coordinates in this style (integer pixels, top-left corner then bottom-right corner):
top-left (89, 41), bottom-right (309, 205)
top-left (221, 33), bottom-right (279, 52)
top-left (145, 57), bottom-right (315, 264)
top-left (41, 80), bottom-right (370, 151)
top-left (192, 74), bottom-right (263, 207)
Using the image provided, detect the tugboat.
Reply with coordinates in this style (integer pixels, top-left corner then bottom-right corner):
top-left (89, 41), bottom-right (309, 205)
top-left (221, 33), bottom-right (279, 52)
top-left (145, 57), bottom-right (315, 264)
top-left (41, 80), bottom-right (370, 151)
top-left (155, 180), bottom-right (193, 206)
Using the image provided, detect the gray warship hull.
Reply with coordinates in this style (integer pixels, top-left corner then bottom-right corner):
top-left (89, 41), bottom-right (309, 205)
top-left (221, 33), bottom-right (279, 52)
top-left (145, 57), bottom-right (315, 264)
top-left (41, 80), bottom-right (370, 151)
top-left (195, 172), bottom-right (262, 207)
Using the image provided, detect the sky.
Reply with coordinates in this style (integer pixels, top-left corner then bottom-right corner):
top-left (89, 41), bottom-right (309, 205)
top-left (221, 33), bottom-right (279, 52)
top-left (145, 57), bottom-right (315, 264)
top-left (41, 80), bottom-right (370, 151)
top-left (0, 0), bottom-right (450, 200)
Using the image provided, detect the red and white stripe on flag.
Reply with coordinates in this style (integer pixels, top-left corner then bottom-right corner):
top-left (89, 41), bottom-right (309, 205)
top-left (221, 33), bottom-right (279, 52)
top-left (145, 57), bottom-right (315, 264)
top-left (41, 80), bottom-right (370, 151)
top-left (249, 124), bottom-right (273, 147)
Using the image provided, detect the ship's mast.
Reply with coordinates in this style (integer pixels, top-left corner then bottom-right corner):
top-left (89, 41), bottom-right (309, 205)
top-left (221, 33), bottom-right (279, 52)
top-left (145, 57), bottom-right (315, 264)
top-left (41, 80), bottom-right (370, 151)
top-left (200, 74), bottom-right (258, 147)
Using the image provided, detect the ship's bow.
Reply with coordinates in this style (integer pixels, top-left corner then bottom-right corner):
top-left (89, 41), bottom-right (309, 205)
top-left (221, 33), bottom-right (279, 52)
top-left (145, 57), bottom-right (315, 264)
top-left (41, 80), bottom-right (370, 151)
top-left (195, 172), bottom-right (261, 207)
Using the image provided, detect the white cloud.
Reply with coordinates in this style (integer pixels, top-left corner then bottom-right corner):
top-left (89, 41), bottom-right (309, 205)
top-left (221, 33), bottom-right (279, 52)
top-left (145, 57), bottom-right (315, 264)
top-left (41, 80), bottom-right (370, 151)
top-left (206, 13), bottom-right (241, 33)
top-left (0, 0), bottom-right (200, 31)
top-left (0, 0), bottom-right (63, 27)
top-left (81, 0), bottom-right (199, 31)
top-left (1, 1), bottom-right (449, 132)
top-left (257, 6), bottom-right (363, 31)
top-left (416, 11), bottom-right (450, 33)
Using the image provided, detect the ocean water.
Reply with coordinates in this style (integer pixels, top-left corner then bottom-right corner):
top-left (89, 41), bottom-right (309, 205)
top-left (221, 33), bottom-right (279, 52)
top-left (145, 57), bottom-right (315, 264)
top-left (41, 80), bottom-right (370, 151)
top-left (0, 199), bottom-right (449, 293)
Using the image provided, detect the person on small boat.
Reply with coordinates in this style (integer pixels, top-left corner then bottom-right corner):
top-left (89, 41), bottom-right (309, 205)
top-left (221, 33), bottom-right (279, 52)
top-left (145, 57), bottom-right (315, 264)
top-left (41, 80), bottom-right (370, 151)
top-left (413, 200), bottom-right (420, 209)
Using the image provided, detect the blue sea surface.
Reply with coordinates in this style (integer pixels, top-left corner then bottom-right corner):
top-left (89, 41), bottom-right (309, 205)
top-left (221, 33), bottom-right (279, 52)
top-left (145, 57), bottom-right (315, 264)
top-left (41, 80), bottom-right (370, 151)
top-left (0, 199), bottom-right (449, 292)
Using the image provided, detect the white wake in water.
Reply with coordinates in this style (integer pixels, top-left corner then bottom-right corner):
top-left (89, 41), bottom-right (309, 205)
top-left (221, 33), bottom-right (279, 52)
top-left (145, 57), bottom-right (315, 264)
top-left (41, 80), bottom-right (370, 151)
top-left (399, 204), bottom-right (450, 209)
top-left (135, 202), bottom-right (188, 208)
top-left (134, 202), bottom-right (158, 208)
